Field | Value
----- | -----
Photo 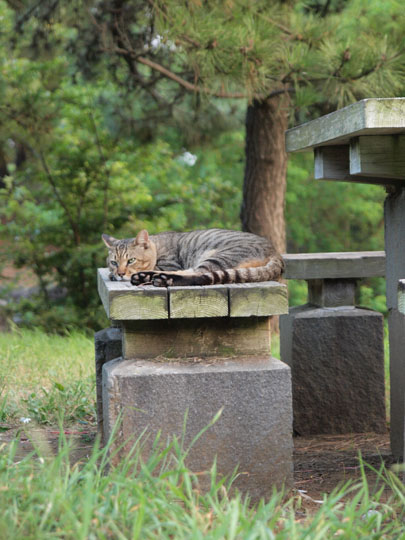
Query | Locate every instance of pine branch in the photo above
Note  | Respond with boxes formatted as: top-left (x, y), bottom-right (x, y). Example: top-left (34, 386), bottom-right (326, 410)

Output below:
top-left (342, 49), bottom-right (405, 83)
top-left (110, 45), bottom-right (249, 98)
top-left (265, 88), bottom-right (295, 100)
top-left (136, 55), bottom-right (234, 96)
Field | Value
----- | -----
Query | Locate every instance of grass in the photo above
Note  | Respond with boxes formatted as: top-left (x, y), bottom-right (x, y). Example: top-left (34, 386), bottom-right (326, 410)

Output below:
top-left (1, 426), bottom-right (405, 539)
top-left (0, 327), bottom-right (400, 538)
top-left (0, 327), bottom-right (95, 425)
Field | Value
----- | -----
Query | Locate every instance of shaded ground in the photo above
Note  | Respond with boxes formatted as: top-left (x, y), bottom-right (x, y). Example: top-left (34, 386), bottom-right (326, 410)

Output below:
top-left (0, 425), bottom-right (396, 503)
top-left (293, 431), bottom-right (396, 512)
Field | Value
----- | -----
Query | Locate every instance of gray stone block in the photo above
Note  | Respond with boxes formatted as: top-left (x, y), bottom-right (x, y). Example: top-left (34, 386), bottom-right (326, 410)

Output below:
top-left (102, 356), bottom-right (293, 500)
top-left (280, 305), bottom-right (386, 435)
top-left (95, 327), bottom-right (122, 439)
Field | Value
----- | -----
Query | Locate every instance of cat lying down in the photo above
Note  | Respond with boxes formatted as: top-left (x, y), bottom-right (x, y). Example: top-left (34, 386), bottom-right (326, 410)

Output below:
top-left (102, 228), bottom-right (284, 287)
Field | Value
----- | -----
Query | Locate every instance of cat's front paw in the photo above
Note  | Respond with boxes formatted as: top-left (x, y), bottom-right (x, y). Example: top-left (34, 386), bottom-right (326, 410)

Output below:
top-left (152, 273), bottom-right (192, 287)
top-left (130, 271), bottom-right (155, 286)
top-left (152, 273), bottom-right (174, 287)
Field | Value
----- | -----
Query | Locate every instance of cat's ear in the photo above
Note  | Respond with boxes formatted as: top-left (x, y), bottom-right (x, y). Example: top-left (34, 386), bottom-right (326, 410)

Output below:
top-left (135, 229), bottom-right (150, 248)
top-left (102, 234), bottom-right (117, 248)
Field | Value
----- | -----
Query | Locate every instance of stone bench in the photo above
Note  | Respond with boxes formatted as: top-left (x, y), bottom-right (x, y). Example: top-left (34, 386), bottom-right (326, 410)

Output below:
top-left (96, 268), bottom-right (292, 500)
top-left (285, 97), bottom-right (405, 457)
top-left (280, 251), bottom-right (386, 436)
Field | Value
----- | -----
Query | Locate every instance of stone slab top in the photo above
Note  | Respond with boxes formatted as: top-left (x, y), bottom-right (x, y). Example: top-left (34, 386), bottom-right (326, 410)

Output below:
top-left (286, 98), bottom-right (405, 153)
top-left (97, 268), bottom-right (288, 321)
top-left (283, 251), bottom-right (385, 280)
top-left (104, 356), bottom-right (289, 376)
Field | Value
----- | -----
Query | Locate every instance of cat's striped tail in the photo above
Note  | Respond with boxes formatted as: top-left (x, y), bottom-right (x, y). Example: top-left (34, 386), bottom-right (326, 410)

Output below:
top-left (197, 255), bottom-right (285, 285)
top-left (145, 254), bottom-right (285, 287)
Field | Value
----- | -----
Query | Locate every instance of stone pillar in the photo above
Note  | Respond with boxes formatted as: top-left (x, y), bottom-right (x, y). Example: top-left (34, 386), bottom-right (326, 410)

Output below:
top-left (280, 277), bottom-right (386, 435)
top-left (97, 269), bottom-right (293, 500)
top-left (385, 189), bottom-right (405, 458)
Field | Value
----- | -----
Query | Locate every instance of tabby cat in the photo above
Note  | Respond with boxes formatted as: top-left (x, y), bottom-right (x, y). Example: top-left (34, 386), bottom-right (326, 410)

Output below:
top-left (102, 228), bottom-right (284, 287)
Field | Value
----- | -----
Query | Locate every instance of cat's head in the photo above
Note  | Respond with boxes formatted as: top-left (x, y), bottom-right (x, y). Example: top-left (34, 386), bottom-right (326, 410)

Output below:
top-left (102, 229), bottom-right (157, 280)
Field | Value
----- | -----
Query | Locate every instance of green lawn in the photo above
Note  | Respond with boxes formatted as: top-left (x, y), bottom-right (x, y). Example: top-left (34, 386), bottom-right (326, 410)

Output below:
top-left (0, 328), bottom-right (95, 424)
top-left (0, 328), bottom-right (403, 539)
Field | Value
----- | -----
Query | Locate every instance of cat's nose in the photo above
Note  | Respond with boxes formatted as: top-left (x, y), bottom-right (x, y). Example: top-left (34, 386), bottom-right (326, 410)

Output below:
top-left (117, 272), bottom-right (125, 278)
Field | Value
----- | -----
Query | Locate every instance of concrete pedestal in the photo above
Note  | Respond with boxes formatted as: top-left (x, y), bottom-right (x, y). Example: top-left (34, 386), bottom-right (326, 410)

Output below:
top-left (102, 355), bottom-right (293, 500)
top-left (96, 271), bottom-right (292, 499)
top-left (280, 305), bottom-right (386, 435)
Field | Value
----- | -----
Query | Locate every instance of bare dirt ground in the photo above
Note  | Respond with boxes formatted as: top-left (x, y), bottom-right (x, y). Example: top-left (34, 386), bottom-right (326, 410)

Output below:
top-left (0, 424), bottom-right (98, 464)
top-left (293, 431), bottom-right (396, 507)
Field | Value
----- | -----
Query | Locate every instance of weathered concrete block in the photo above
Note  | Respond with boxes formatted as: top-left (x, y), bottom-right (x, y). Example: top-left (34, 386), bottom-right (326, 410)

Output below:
top-left (95, 327), bottom-right (122, 438)
top-left (102, 356), bottom-right (293, 500)
top-left (280, 306), bottom-right (386, 435)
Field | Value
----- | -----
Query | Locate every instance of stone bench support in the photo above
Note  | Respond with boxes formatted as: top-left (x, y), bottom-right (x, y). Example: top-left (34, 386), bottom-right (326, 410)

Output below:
top-left (396, 279), bottom-right (405, 464)
top-left (280, 252), bottom-right (386, 435)
top-left (96, 269), bottom-right (292, 499)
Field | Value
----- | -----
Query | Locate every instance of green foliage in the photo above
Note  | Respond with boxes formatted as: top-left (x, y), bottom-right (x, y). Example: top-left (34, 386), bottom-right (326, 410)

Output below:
top-left (286, 153), bottom-right (385, 253)
top-left (287, 280), bottom-right (308, 308)
top-left (0, 0), bottom-right (245, 331)
top-left (358, 277), bottom-right (387, 314)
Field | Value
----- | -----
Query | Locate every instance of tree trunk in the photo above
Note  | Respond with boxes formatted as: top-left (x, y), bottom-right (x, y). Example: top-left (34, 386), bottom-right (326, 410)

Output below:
top-left (240, 95), bottom-right (288, 254)
top-left (0, 149), bottom-right (8, 190)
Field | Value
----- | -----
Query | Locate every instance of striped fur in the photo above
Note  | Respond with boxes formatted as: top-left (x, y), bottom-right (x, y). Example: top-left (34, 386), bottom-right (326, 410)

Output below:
top-left (102, 228), bottom-right (284, 286)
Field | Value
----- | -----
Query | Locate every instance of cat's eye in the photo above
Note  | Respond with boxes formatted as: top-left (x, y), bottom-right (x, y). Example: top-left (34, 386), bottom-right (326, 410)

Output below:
top-left (127, 258), bottom-right (136, 265)
top-left (111, 260), bottom-right (118, 267)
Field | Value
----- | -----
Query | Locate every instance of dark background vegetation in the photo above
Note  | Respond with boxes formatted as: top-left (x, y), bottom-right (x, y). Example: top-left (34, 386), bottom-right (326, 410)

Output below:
top-left (1, 0), bottom-right (402, 332)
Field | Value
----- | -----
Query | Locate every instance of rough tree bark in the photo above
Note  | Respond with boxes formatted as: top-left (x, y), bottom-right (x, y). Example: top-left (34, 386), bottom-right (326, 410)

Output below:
top-left (240, 94), bottom-right (288, 254)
